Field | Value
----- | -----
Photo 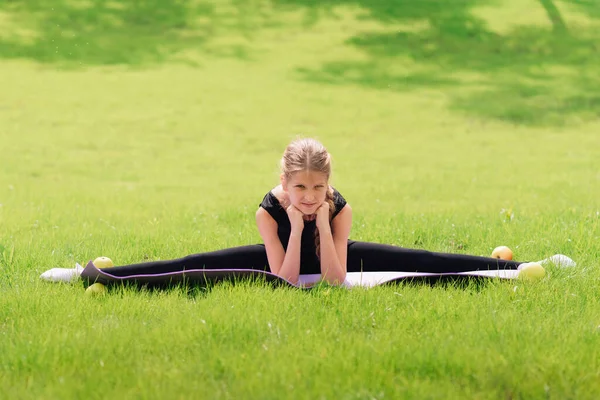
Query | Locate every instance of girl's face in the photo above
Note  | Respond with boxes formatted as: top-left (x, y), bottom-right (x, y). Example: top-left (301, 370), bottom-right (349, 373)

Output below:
top-left (282, 170), bottom-right (329, 215)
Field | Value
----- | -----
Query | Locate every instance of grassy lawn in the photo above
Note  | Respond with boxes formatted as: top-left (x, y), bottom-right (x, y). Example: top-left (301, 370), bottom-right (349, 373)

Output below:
top-left (1, 1), bottom-right (599, 398)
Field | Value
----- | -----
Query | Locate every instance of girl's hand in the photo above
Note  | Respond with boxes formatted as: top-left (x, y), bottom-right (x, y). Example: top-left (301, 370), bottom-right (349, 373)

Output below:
top-left (286, 204), bottom-right (305, 234)
top-left (315, 202), bottom-right (331, 232)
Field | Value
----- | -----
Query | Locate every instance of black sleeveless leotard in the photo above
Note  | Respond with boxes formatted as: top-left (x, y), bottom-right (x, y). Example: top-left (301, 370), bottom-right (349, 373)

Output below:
top-left (259, 188), bottom-right (347, 274)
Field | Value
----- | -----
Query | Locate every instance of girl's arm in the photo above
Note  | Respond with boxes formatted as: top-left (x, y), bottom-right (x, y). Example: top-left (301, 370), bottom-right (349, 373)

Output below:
top-left (317, 204), bottom-right (352, 285)
top-left (255, 207), bottom-right (302, 284)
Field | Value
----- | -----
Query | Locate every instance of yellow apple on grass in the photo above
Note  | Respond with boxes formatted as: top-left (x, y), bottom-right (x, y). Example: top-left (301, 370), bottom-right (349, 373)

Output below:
top-left (85, 283), bottom-right (107, 296)
top-left (491, 246), bottom-right (513, 260)
top-left (518, 262), bottom-right (546, 281)
top-left (93, 257), bottom-right (114, 269)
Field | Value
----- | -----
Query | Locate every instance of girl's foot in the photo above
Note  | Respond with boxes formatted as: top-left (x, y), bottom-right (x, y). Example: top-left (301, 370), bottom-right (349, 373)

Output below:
top-left (40, 263), bottom-right (84, 282)
top-left (535, 254), bottom-right (576, 268)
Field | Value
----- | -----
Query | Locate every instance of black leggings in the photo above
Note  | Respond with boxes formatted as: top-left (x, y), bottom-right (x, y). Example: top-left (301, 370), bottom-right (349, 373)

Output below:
top-left (106, 241), bottom-right (522, 277)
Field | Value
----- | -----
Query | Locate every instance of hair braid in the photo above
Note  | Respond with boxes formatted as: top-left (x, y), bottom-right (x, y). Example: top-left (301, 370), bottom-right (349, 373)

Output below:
top-left (314, 187), bottom-right (336, 259)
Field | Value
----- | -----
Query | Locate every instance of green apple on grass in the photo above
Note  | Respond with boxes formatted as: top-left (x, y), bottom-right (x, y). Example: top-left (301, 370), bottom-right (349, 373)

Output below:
top-left (85, 283), bottom-right (107, 296)
top-left (518, 262), bottom-right (546, 281)
top-left (93, 257), bottom-right (114, 269)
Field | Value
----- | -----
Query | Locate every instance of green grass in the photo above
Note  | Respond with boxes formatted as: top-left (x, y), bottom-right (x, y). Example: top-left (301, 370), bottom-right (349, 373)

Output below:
top-left (1, 0), bottom-right (600, 398)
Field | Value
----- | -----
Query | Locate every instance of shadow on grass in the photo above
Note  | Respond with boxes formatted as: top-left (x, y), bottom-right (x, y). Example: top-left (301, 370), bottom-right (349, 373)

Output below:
top-left (277, 0), bottom-right (600, 126)
top-left (0, 0), bottom-right (274, 67)
top-left (97, 274), bottom-right (497, 298)
top-left (3, 0), bottom-right (599, 125)
top-left (566, 0), bottom-right (600, 18)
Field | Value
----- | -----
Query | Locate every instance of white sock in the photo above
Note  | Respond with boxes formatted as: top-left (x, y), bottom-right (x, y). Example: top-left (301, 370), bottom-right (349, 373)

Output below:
top-left (536, 254), bottom-right (576, 268)
top-left (40, 263), bottom-right (84, 283)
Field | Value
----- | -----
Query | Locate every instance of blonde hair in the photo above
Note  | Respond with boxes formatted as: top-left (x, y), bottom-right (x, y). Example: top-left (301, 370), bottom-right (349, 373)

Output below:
top-left (280, 138), bottom-right (335, 259)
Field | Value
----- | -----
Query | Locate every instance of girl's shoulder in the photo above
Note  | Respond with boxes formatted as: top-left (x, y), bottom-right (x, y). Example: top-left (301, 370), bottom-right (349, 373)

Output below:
top-left (330, 186), bottom-right (348, 218)
top-left (269, 185), bottom-right (290, 208)
top-left (259, 186), bottom-right (288, 220)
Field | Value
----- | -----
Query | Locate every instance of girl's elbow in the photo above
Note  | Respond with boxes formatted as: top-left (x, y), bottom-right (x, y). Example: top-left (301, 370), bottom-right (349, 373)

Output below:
top-left (325, 271), bottom-right (346, 286)
top-left (287, 275), bottom-right (300, 285)
top-left (277, 270), bottom-right (299, 285)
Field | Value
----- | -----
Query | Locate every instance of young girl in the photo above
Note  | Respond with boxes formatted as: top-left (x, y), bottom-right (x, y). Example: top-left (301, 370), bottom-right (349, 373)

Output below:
top-left (42, 138), bottom-right (572, 286)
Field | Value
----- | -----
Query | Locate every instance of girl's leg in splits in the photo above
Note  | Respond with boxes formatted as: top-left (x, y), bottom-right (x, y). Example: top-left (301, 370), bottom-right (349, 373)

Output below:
top-left (346, 241), bottom-right (522, 273)
top-left (104, 245), bottom-right (270, 277)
